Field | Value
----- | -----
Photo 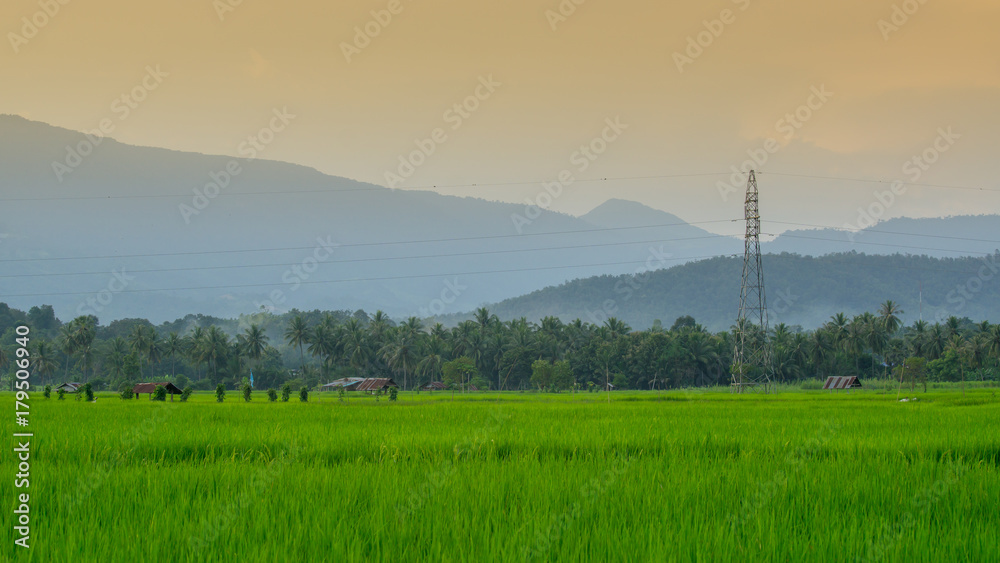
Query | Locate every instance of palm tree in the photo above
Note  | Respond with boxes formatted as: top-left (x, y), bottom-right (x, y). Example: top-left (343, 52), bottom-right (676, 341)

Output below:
top-left (203, 326), bottom-right (230, 383)
top-left (243, 324), bottom-right (269, 371)
top-left (163, 332), bottom-right (185, 378)
top-left (307, 324), bottom-right (338, 376)
top-left (31, 340), bottom-right (57, 385)
top-left (379, 332), bottom-right (418, 390)
top-left (285, 315), bottom-right (312, 373)
top-left (340, 319), bottom-right (371, 373)
top-left (879, 301), bottom-right (904, 335)
top-left (129, 325), bottom-right (155, 379)
top-left (58, 323), bottom-right (78, 382)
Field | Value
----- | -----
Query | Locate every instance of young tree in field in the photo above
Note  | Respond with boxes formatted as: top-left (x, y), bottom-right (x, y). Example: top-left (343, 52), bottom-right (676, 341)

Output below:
top-left (215, 383), bottom-right (226, 403)
top-left (83, 382), bottom-right (94, 402)
top-left (242, 382), bottom-right (253, 402)
top-left (442, 356), bottom-right (477, 393)
top-left (180, 387), bottom-right (193, 402)
top-left (267, 388), bottom-right (278, 402)
top-left (299, 386), bottom-right (309, 402)
top-left (281, 383), bottom-right (292, 402)
top-left (530, 360), bottom-right (552, 391)
top-left (285, 316), bottom-right (312, 373)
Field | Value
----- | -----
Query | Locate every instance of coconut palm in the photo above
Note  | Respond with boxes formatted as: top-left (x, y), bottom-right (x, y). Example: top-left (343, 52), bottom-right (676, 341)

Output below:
top-left (879, 300), bottom-right (904, 335)
top-left (379, 332), bottom-right (418, 390)
top-left (31, 340), bottom-right (57, 385)
top-left (284, 315), bottom-right (312, 372)
top-left (243, 324), bottom-right (269, 370)
top-left (163, 332), bottom-right (185, 378)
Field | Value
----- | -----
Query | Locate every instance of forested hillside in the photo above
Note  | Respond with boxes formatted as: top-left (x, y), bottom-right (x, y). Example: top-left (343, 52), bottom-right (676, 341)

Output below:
top-left (443, 252), bottom-right (1000, 331)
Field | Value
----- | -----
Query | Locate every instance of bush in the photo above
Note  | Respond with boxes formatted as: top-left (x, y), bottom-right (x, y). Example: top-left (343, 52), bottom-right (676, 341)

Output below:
top-left (119, 385), bottom-right (134, 400)
top-left (242, 383), bottom-right (252, 402)
top-left (281, 383), bottom-right (292, 402)
top-left (299, 386), bottom-right (309, 402)
top-left (58, 389), bottom-right (65, 400)
top-left (180, 387), bottom-right (193, 402)
top-left (389, 387), bottom-right (398, 402)
top-left (216, 384), bottom-right (226, 403)
top-left (83, 383), bottom-right (94, 402)
top-left (267, 388), bottom-right (278, 402)
top-left (44, 385), bottom-right (51, 399)
top-left (338, 387), bottom-right (346, 403)
top-left (75, 389), bottom-right (82, 401)
top-left (152, 385), bottom-right (167, 402)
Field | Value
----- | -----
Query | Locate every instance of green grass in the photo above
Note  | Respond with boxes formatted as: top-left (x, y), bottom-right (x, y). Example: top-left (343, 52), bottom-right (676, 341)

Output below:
top-left (3, 388), bottom-right (998, 562)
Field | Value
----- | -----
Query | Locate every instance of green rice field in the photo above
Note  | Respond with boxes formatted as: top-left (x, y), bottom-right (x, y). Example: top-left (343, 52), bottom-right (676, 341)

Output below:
top-left (3, 388), bottom-right (999, 562)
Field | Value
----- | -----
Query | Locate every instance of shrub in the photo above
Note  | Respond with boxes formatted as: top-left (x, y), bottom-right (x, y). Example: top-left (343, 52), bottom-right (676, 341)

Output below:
top-left (180, 387), bottom-right (193, 402)
top-left (44, 385), bottom-right (51, 399)
top-left (267, 388), bottom-right (278, 402)
top-left (152, 385), bottom-right (167, 402)
top-left (119, 386), bottom-right (134, 400)
top-left (216, 384), bottom-right (226, 403)
top-left (58, 389), bottom-right (65, 400)
top-left (299, 387), bottom-right (309, 402)
top-left (389, 387), bottom-right (398, 402)
top-left (242, 383), bottom-right (252, 403)
top-left (75, 389), bottom-right (82, 401)
top-left (338, 387), bottom-right (346, 403)
top-left (281, 383), bottom-right (292, 402)
top-left (83, 383), bottom-right (94, 402)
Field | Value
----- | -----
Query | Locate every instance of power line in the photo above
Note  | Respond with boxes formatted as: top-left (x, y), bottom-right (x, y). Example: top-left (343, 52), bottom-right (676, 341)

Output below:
top-left (0, 234), bottom-right (735, 278)
top-left (0, 219), bottom-right (738, 263)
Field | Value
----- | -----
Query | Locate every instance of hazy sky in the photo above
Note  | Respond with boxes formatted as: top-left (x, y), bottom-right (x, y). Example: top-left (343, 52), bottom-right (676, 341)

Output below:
top-left (3, 0), bottom-right (998, 235)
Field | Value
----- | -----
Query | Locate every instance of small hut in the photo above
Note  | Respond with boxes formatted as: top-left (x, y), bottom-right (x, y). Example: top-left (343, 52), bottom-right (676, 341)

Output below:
top-left (355, 378), bottom-right (399, 394)
top-left (55, 382), bottom-right (83, 393)
top-left (132, 382), bottom-right (184, 401)
top-left (419, 382), bottom-right (448, 391)
top-left (321, 377), bottom-right (365, 392)
top-left (822, 376), bottom-right (862, 393)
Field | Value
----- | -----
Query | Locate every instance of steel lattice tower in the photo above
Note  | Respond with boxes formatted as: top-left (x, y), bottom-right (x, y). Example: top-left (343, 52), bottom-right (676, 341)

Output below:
top-left (732, 170), bottom-right (773, 393)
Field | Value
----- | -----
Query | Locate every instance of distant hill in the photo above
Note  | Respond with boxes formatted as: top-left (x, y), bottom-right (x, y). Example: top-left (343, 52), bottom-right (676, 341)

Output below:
top-left (436, 252), bottom-right (1000, 331)
top-left (0, 116), bottom-right (742, 323)
top-left (765, 215), bottom-right (1000, 258)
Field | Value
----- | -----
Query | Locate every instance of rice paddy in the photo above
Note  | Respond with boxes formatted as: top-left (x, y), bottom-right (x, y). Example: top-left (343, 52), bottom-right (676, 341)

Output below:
top-left (3, 388), bottom-right (998, 562)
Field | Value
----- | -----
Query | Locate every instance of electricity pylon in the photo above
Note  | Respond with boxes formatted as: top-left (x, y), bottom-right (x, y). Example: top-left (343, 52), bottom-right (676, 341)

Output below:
top-left (732, 170), bottom-right (773, 393)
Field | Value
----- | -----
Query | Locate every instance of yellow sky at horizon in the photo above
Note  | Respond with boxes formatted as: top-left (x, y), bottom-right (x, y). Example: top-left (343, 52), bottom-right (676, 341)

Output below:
top-left (2, 0), bottom-right (998, 228)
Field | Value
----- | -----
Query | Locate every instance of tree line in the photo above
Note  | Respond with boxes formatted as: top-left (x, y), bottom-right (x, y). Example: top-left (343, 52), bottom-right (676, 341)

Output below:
top-left (1, 301), bottom-right (998, 393)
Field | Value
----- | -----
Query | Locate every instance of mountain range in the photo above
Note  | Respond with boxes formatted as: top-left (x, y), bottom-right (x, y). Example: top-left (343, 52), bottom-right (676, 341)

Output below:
top-left (2, 115), bottom-right (998, 328)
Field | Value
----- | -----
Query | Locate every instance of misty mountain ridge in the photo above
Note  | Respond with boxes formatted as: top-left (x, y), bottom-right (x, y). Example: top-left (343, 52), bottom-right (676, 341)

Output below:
top-left (2, 115), bottom-right (997, 326)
